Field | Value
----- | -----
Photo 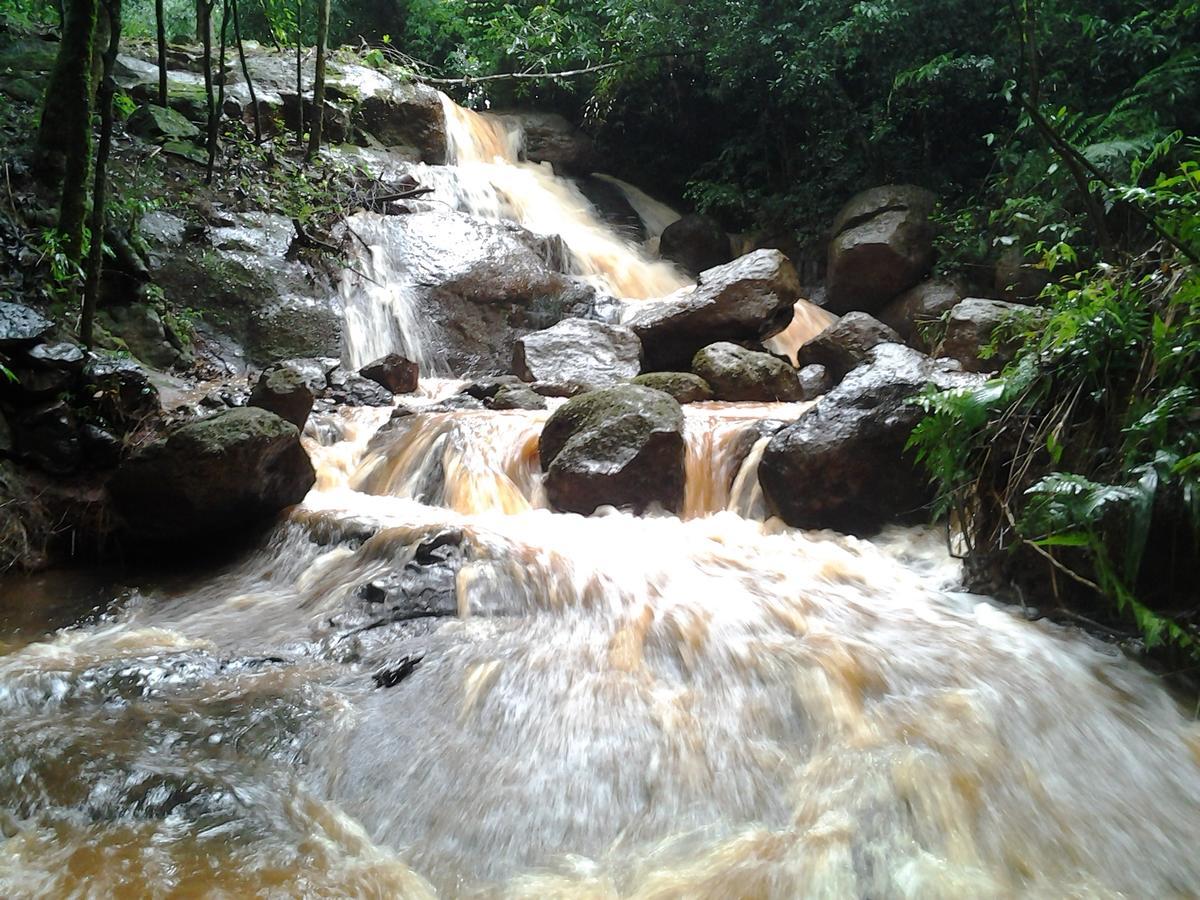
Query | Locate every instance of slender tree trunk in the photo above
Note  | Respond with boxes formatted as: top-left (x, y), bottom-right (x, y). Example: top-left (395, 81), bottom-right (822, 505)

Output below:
top-left (154, 0), bottom-right (167, 106)
top-left (209, 0), bottom-right (229, 171)
top-left (37, 0), bottom-right (97, 267)
top-left (82, 0), bottom-right (123, 348)
top-left (200, 0), bottom-right (216, 181)
top-left (195, 0), bottom-right (207, 41)
top-left (294, 0), bottom-right (304, 146)
top-left (232, 0), bottom-right (261, 142)
top-left (304, 0), bottom-right (328, 162)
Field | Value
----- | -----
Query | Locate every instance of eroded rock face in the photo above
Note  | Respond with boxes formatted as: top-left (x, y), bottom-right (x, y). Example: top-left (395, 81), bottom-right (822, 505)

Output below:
top-left (691, 342), bottom-right (803, 402)
top-left (659, 214), bottom-right (732, 276)
top-left (539, 385), bottom-right (685, 515)
top-left (825, 185), bottom-right (936, 315)
top-left (111, 407), bottom-right (315, 543)
top-left (626, 249), bottom-right (801, 371)
top-left (796, 312), bottom-right (901, 384)
top-left (878, 278), bottom-right (965, 350)
top-left (342, 211), bottom-right (596, 376)
top-left (938, 297), bottom-right (1045, 373)
top-left (497, 110), bottom-right (598, 175)
top-left (513, 318), bottom-right (642, 390)
top-left (796, 364), bottom-right (833, 400)
top-left (0, 302), bottom-right (54, 348)
top-left (629, 372), bottom-right (714, 404)
top-left (759, 343), bottom-right (978, 534)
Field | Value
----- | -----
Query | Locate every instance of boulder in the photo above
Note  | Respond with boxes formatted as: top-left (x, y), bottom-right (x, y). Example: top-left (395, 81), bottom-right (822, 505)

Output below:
top-left (575, 176), bottom-right (645, 242)
top-left (357, 81), bottom-right (448, 163)
top-left (513, 318), bottom-right (642, 390)
top-left (111, 407), bottom-right (315, 543)
top-left (27, 341), bottom-right (85, 369)
top-left (327, 367), bottom-right (395, 407)
top-left (11, 401), bottom-right (81, 474)
top-left (82, 355), bottom-right (161, 429)
top-left (126, 104), bottom-right (201, 142)
top-left (659, 214), bottom-right (733, 276)
top-left (0, 302), bottom-right (54, 349)
top-left (249, 363), bottom-right (317, 428)
top-left (938, 298), bottom-right (1044, 373)
top-left (877, 278), bottom-right (965, 350)
top-left (97, 303), bottom-right (183, 369)
top-left (626, 249), bottom-right (801, 371)
top-left (460, 376), bottom-right (522, 401)
top-left (759, 343), bottom-right (978, 534)
top-left (825, 185), bottom-right (936, 315)
top-left (796, 364), bottom-right (833, 400)
top-left (630, 372), bottom-right (714, 404)
top-left (497, 110), bottom-right (597, 175)
top-left (796, 312), bottom-right (901, 383)
top-left (994, 248), bottom-right (1051, 302)
top-left (691, 342), bottom-right (803, 402)
top-left (489, 385), bottom-right (546, 411)
top-left (360, 353), bottom-right (419, 394)
top-left (539, 385), bottom-right (685, 515)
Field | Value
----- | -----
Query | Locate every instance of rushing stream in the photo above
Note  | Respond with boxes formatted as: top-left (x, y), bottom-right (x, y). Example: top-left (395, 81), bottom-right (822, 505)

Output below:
top-left (3, 96), bottom-right (1200, 898)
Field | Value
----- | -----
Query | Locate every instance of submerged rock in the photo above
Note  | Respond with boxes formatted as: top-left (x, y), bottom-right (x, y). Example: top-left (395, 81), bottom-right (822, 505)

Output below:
top-left (659, 214), bottom-right (732, 276)
top-left (627, 249), bottom-right (801, 371)
top-left (111, 407), bottom-right (315, 543)
top-left (759, 343), bottom-right (977, 533)
top-left (629, 372), bottom-right (714, 404)
top-left (825, 185), bottom-right (936, 315)
top-left (796, 312), bottom-right (901, 384)
top-left (539, 385), bottom-right (685, 515)
top-left (512, 318), bottom-right (642, 390)
top-left (496, 109), bottom-right (597, 175)
top-left (692, 342), bottom-right (803, 402)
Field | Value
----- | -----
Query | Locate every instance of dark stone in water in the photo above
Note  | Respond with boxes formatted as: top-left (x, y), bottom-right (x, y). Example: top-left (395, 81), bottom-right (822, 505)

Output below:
top-left (359, 353), bottom-right (419, 394)
top-left (373, 654), bottom-right (423, 688)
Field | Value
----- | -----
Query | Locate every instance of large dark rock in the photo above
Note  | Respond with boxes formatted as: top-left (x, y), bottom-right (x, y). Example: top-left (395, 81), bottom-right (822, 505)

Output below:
top-left (327, 366), bottom-right (395, 407)
top-left (249, 363), bottom-right (317, 428)
top-left (126, 104), bottom-right (201, 142)
top-left (111, 407), bottom-right (315, 542)
top-left (575, 176), bottom-right (645, 241)
top-left (489, 384), bottom-right (546, 411)
top-left (994, 248), bottom-right (1051, 302)
top-left (878, 278), bottom-right (965, 350)
top-left (0, 302), bottom-right (54, 349)
top-left (11, 401), bottom-right (81, 474)
top-left (630, 372), bottom-right (714, 404)
top-left (938, 298), bottom-right (1045, 373)
top-left (659, 214), bottom-right (733, 276)
top-left (496, 110), bottom-right (598, 175)
top-left (82, 355), bottom-right (161, 429)
top-left (513, 318), bottom-right (642, 390)
top-left (360, 354), bottom-right (419, 394)
top-left (539, 385), bottom-right (685, 515)
top-left (825, 185), bottom-right (936, 315)
top-left (759, 343), bottom-right (978, 534)
top-left (691, 342), bottom-right (803, 402)
top-left (796, 312), bottom-right (901, 383)
top-left (626, 249), bottom-right (801, 371)
top-left (357, 81), bottom-right (448, 163)
top-left (796, 364), bottom-right (833, 400)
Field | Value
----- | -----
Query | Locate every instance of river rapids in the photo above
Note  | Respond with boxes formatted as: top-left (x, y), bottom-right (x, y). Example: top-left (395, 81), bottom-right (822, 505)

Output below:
top-left (1, 97), bottom-right (1199, 899)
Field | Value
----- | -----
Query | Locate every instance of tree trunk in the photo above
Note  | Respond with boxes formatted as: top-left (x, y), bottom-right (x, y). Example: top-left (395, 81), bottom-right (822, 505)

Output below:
top-left (82, 0), bottom-right (123, 348)
top-left (294, 0), bottom-right (304, 146)
top-left (195, 0), bottom-right (207, 41)
top-left (206, 0), bottom-right (229, 178)
top-left (37, 0), bottom-right (97, 267)
top-left (232, 0), bottom-right (261, 142)
top-left (200, 0), bottom-right (216, 182)
top-left (154, 0), bottom-right (167, 106)
top-left (304, 0), bottom-right (328, 162)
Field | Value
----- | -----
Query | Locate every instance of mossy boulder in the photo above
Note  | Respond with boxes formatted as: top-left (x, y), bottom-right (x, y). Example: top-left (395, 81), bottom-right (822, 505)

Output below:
top-left (539, 385), bottom-right (685, 515)
top-left (126, 104), bottom-right (201, 142)
top-left (630, 372), bottom-right (714, 404)
top-left (691, 342), bottom-right (803, 402)
top-left (111, 407), bottom-right (315, 543)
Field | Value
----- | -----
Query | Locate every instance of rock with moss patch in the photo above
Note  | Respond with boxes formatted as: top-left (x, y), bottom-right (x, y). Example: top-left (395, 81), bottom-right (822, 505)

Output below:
top-left (249, 363), bottom-right (317, 428)
top-left (111, 407), bottom-right (315, 543)
top-left (127, 104), bottom-right (201, 142)
top-left (692, 342), bottom-right (802, 402)
top-left (539, 385), bottom-right (685, 515)
top-left (630, 372), bottom-right (714, 404)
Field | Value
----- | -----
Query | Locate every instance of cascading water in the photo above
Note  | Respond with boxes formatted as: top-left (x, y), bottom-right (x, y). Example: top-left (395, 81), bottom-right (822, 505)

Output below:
top-left (3, 93), bottom-right (1200, 898)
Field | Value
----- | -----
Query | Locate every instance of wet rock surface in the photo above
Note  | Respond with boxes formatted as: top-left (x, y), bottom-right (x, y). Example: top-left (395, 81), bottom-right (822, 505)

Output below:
top-left (796, 312), bottom-right (901, 384)
top-left (359, 354), bottom-right (419, 394)
top-left (825, 185), bottom-right (936, 315)
top-left (513, 318), bottom-right (642, 390)
top-left (938, 297), bottom-right (1046, 373)
top-left (627, 249), bottom-right (801, 371)
top-left (691, 342), bottom-right (803, 402)
top-left (760, 343), bottom-right (978, 533)
top-left (111, 407), bottom-right (316, 543)
top-left (878, 278), bottom-right (965, 350)
top-left (629, 372), bottom-right (714, 404)
top-left (658, 214), bottom-right (732, 276)
top-left (249, 363), bottom-right (317, 428)
top-left (539, 384), bottom-right (686, 515)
